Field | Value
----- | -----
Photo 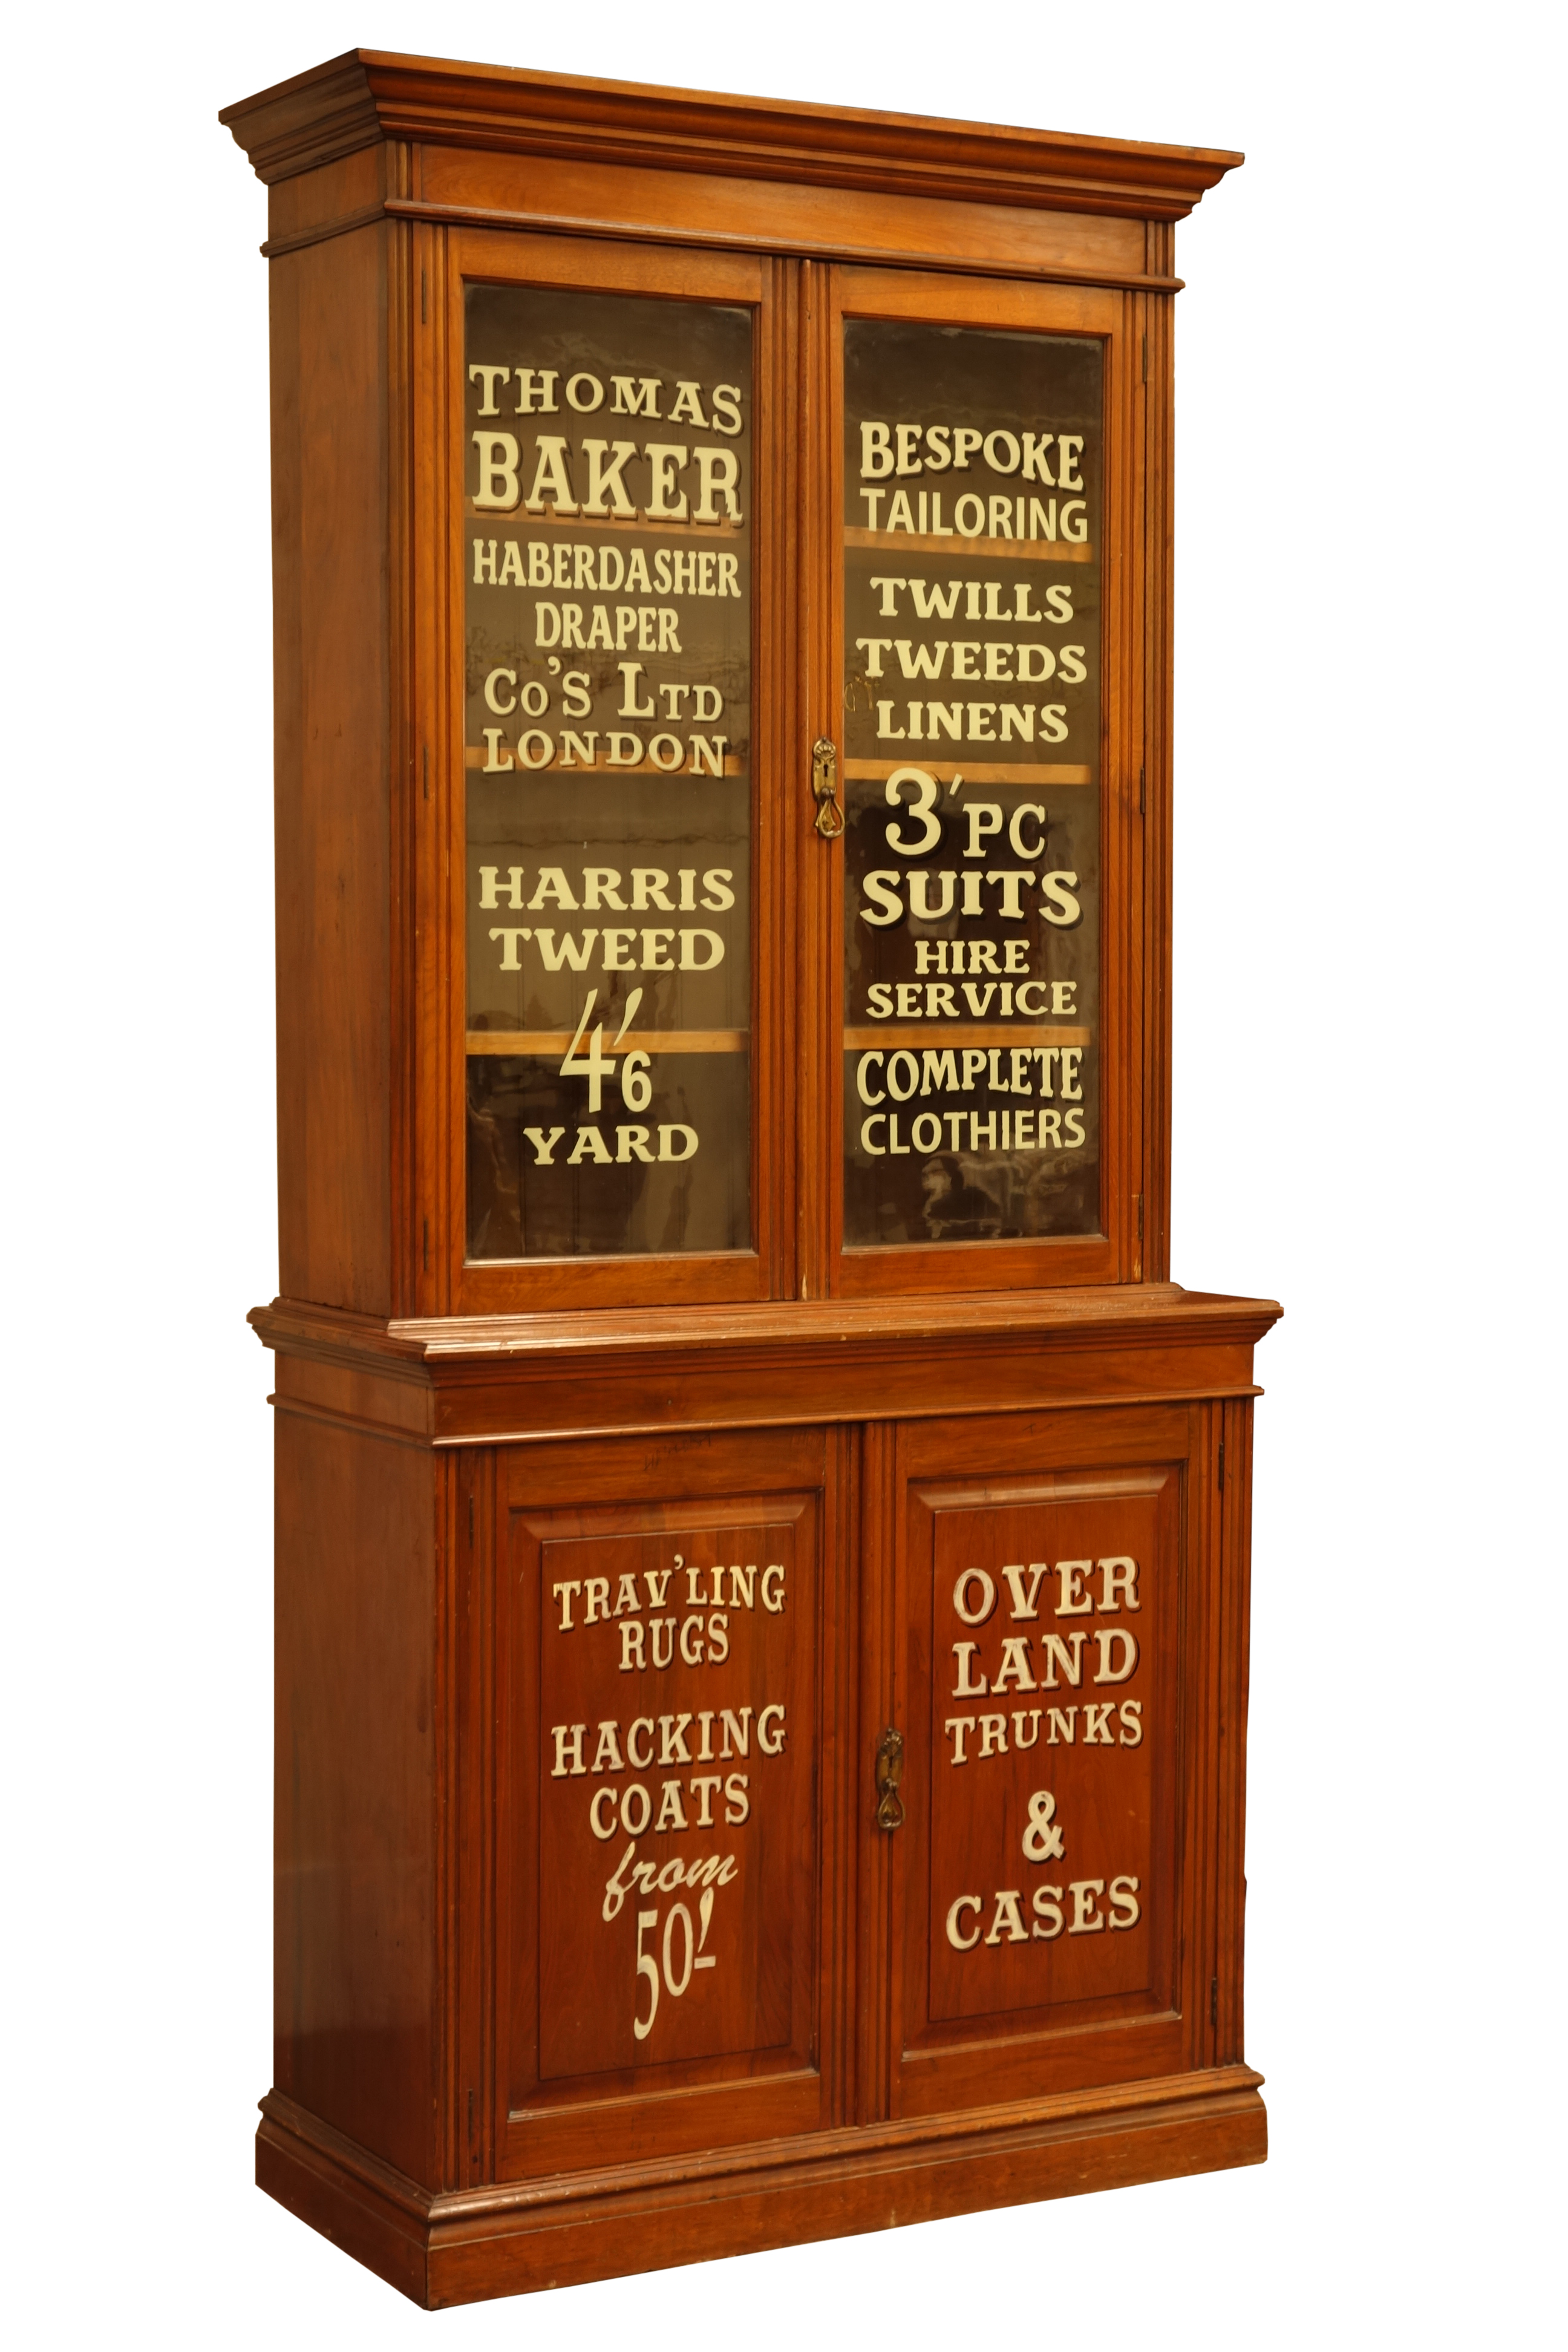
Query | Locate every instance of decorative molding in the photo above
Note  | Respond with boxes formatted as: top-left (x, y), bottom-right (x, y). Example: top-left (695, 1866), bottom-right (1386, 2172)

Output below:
top-left (267, 2062), bottom-right (1262, 2216)
top-left (248, 1287), bottom-right (1279, 1446)
top-left (260, 198), bottom-right (389, 258)
top-left (250, 1284), bottom-right (1282, 1368)
top-left (221, 50), bottom-right (1241, 223)
top-left (258, 2068), bottom-right (1266, 2304)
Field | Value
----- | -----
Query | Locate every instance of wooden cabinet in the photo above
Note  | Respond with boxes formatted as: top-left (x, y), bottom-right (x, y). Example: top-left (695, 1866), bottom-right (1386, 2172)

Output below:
top-left (226, 48), bottom-right (1278, 2309)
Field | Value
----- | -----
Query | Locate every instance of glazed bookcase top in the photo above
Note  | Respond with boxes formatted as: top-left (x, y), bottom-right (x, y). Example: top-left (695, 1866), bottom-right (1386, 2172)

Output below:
top-left (226, 48), bottom-right (1243, 1316)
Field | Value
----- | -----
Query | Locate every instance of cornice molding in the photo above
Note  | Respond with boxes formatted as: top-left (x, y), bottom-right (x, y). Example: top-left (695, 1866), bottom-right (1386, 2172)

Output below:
top-left (220, 49), bottom-right (1241, 221)
top-left (249, 1284), bottom-right (1282, 1375)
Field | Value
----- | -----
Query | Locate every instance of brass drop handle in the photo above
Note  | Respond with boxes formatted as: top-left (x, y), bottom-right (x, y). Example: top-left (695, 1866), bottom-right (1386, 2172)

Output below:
top-left (874, 1726), bottom-right (905, 1831)
top-left (812, 736), bottom-right (844, 838)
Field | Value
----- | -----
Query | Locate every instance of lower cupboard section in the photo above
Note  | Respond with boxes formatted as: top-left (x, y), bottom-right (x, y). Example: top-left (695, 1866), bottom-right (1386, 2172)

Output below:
top-left (481, 1399), bottom-right (1244, 2181)
top-left (261, 1372), bottom-right (1262, 2301)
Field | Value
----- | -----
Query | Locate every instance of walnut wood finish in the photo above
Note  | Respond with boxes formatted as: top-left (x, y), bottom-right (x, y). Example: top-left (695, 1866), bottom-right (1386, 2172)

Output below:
top-left (226, 50), bottom-right (1269, 2309)
top-left (224, 54), bottom-right (1224, 1320)
top-left (253, 1285), bottom-right (1274, 2299)
top-left (221, 50), bottom-right (1240, 221)
top-left (822, 267), bottom-right (1142, 1298)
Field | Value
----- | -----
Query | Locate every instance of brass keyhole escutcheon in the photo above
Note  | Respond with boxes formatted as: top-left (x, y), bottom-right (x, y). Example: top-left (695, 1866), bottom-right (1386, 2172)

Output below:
top-left (874, 1726), bottom-right (905, 1831)
top-left (811, 736), bottom-right (844, 838)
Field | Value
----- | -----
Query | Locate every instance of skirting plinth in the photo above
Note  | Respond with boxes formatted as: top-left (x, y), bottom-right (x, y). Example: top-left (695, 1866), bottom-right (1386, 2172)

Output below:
top-left (256, 2069), bottom-right (1267, 2309)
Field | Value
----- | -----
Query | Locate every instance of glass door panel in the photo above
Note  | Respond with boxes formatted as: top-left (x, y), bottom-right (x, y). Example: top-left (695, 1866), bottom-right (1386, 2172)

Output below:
top-left (839, 310), bottom-right (1108, 1262)
top-left (463, 284), bottom-right (755, 1261)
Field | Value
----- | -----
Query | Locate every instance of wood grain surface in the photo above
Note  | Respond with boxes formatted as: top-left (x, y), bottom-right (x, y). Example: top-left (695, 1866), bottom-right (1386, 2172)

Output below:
top-left (232, 47), bottom-right (1265, 2309)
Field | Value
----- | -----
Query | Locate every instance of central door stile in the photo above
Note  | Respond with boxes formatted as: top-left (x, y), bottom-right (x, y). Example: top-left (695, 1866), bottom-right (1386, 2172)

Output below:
top-left (855, 1415), bottom-right (898, 2124)
top-left (795, 256), bottom-right (839, 1301)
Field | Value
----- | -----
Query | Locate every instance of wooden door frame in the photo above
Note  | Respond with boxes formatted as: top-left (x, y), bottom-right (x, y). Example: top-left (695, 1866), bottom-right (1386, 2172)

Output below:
top-left (812, 265), bottom-right (1149, 1300)
top-left (485, 1423), bottom-right (854, 2179)
top-left (421, 227), bottom-right (794, 1315)
top-left (872, 1403), bottom-right (1216, 2120)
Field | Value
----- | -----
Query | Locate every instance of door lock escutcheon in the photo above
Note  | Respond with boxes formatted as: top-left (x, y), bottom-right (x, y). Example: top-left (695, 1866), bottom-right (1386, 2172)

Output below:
top-left (812, 736), bottom-right (844, 837)
top-left (874, 1725), bottom-right (905, 1830)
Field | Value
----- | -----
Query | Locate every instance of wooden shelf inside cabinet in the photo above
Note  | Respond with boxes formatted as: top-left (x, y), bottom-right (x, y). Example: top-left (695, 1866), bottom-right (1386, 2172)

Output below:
top-left (226, 47), bottom-right (1273, 2310)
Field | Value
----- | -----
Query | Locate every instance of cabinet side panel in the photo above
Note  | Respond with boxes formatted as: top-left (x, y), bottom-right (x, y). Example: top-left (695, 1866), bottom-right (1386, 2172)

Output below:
top-left (270, 224), bottom-right (393, 1311)
top-left (273, 1409), bottom-right (436, 2185)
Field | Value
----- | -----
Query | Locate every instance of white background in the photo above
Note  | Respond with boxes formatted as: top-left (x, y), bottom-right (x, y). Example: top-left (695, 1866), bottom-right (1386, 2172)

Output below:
top-left (4, 2), bottom-right (1561, 2344)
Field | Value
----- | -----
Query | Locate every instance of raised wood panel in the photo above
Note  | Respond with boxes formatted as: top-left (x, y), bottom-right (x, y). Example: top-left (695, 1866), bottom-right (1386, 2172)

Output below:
top-left (492, 1428), bottom-right (843, 2174)
top-left (887, 1407), bottom-right (1201, 2118)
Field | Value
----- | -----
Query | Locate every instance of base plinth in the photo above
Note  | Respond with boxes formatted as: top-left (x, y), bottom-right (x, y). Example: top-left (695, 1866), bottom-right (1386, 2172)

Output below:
top-left (256, 2071), bottom-right (1267, 2309)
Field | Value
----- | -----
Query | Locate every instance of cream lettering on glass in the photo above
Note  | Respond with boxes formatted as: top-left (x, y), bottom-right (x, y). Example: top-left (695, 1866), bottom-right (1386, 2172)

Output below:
top-left (841, 319), bottom-right (1103, 1249)
top-left (465, 286), bottom-right (754, 1259)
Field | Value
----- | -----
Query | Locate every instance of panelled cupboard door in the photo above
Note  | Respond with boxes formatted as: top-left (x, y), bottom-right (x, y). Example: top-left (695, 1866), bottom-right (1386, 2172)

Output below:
top-left (439, 230), bottom-right (795, 1316)
top-left (823, 267), bottom-right (1144, 1298)
top-left (495, 1428), bottom-right (844, 2176)
top-left (885, 1406), bottom-right (1205, 2120)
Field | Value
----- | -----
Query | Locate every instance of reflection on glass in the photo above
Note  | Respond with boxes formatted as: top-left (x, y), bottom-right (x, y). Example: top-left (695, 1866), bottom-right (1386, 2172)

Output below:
top-left (463, 287), bottom-right (753, 1258)
top-left (840, 319), bottom-right (1103, 1249)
